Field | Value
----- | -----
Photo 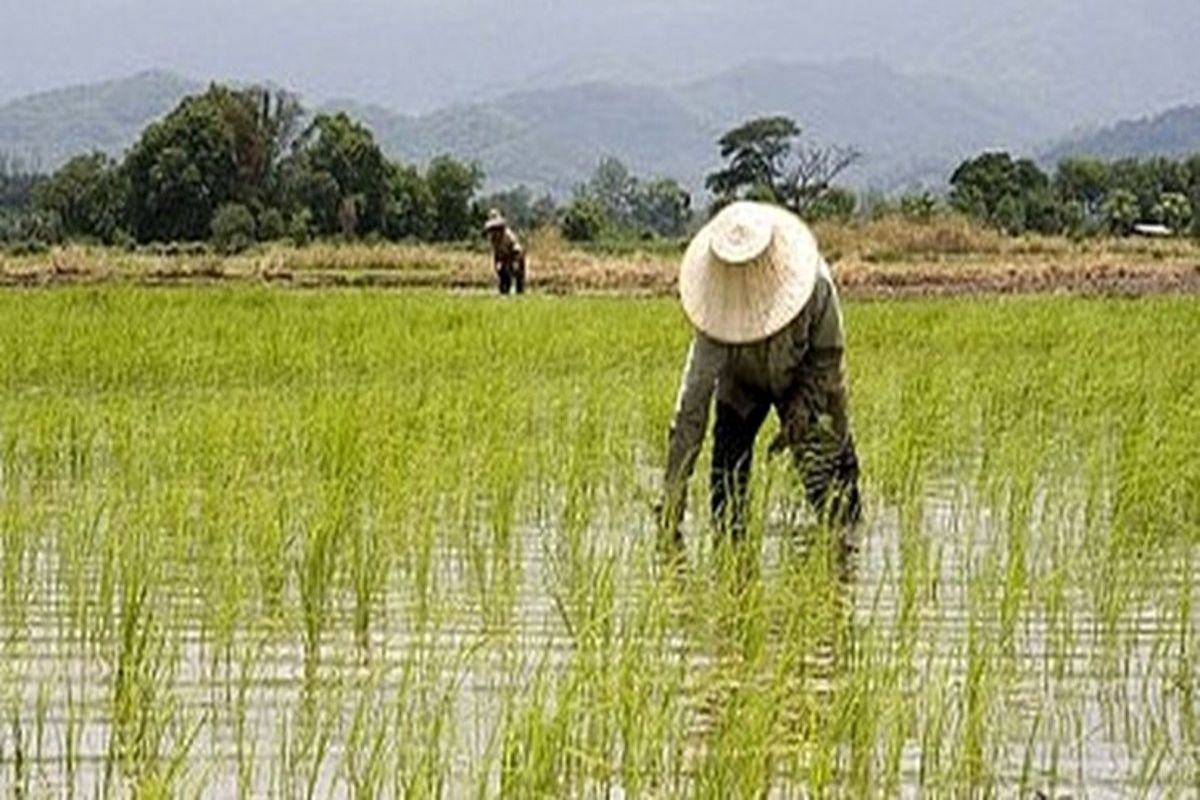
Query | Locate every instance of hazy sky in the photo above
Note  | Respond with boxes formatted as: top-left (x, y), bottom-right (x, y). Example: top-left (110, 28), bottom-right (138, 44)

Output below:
top-left (4, 0), bottom-right (1199, 121)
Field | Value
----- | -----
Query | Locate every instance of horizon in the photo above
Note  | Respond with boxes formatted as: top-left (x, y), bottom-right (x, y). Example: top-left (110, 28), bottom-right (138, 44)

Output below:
top-left (5, 0), bottom-right (1200, 125)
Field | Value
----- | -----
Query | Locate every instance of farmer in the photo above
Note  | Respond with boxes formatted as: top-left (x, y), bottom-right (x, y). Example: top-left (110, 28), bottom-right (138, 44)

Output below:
top-left (659, 201), bottom-right (861, 543)
top-left (483, 209), bottom-right (526, 295)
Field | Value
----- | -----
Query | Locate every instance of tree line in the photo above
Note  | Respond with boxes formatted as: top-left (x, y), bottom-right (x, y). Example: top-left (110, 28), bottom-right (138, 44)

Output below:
top-left (947, 151), bottom-right (1200, 237)
top-left (0, 83), bottom-right (695, 253)
top-left (4, 95), bottom-right (1200, 253)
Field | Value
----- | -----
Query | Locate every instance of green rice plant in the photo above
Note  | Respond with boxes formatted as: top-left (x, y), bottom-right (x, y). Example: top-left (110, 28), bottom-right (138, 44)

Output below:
top-left (0, 287), bottom-right (1194, 796)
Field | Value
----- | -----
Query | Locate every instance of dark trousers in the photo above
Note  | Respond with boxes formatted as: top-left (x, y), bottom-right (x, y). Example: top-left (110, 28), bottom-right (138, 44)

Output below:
top-left (711, 400), bottom-right (861, 539)
top-left (497, 256), bottom-right (526, 295)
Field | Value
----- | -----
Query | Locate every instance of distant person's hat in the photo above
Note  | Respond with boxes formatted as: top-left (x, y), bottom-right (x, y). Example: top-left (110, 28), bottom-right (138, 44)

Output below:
top-left (679, 201), bottom-right (820, 344)
top-left (483, 209), bottom-right (507, 232)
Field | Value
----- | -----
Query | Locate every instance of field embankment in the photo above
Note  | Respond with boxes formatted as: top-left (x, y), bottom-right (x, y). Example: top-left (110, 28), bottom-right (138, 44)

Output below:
top-left (4, 217), bottom-right (1200, 296)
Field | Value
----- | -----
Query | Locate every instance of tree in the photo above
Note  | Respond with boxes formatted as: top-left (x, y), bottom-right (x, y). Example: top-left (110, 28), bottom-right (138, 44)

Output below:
top-left (949, 151), bottom-right (1054, 233)
top-left (384, 163), bottom-right (434, 241)
top-left (587, 157), bottom-right (639, 226)
top-left (806, 186), bottom-right (857, 222)
top-left (1024, 187), bottom-right (1067, 235)
top-left (210, 203), bottom-right (257, 253)
top-left (478, 185), bottom-right (536, 231)
top-left (1103, 189), bottom-right (1139, 235)
top-left (705, 115), bottom-right (861, 216)
top-left (1186, 154), bottom-right (1200, 236)
top-left (630, 178), bottom-right (692, 237)
top-left (0, 155), bottom-right (43, 213)
top-left (0, 208), bottom-right (62, 247)
top-left (123, 84), bottom-right (304, 243)
top-left (561, 196), bottom-right (608, 242)
top-left (280, 113), bottom-right (393, 237)
top-left (123, 92), bottom-right (240, 242)
top-left (257, 207), bottom-right (286, 241)
top-left (1054, 158), bottom-right (1109, 219)
top-left (425, 155), bottom-right (483, 241)
top-left (530, 194), bottom-right (559, 229)
top-left (898, 192), bottom-right (940, 221)
top-left (1107, 158), bottom-right (1155, 217)
top-left (1152, 192), bottom-right (1192, 234)
top-left (33, 152), bottom-right (127, 242)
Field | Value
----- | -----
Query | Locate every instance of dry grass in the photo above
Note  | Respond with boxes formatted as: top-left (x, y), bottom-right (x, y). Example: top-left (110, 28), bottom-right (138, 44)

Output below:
top-left (3, 215), bottom-right (1199, 296)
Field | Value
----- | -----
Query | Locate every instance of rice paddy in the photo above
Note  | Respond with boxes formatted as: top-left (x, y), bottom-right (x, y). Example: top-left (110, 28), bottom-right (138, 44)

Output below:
top-left (0, 287), bottom-right (1196, 797)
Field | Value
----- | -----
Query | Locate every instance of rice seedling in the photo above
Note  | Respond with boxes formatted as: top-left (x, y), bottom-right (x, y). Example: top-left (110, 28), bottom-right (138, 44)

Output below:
top-left (0, 286), bottom-right (1194, 796)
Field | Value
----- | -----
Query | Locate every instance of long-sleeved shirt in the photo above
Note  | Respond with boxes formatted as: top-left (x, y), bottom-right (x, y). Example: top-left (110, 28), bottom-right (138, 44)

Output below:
top-left (664, 261), bottom-right (850, 503)
top-left (491, 229), bottom-right (523, 265)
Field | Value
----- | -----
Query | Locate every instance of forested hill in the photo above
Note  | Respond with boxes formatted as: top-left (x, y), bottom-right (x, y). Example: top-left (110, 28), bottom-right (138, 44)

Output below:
top-left (327, 59), bottom-right (1052, 194)
top-left (0, 71), bottom-right (199, 170)
top-left (1042, 105), bottom-right (1200, 164)
top-left (2, 61), bottom-right (1046, 193)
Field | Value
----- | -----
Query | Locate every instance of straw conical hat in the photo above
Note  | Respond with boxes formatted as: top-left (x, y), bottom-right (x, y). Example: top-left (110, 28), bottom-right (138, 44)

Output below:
top-left (483, 209), bottom-right (507, 232)
top-left (679, 201), bottom-right (820, 344)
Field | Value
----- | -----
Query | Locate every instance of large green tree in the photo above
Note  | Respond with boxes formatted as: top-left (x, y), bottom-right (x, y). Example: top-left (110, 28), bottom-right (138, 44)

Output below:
top-left (33, 153), bottom-right (127, 242)
top-left (631, 177), bottom-right (692, 237)
top-left (1054, 158), bottom-right (1109, 219)
top-left (123, 92), bottom-right (237, 242)
top-left (949, 151), bottom-right (1053, 234)
top-left (123, 84), bottom-right (303, 242)
top-left (425, 155), bottom-right (483, 241)
top-left (0, 156), bottom-right (43, 213)
top-left (587, 157), bottom-right (639, 226)
top-left (705, 115), bottom-right (860, 216)
top-left (385, 163), bottom-right (435, 241)
top-left (280, 113), bottom-right (393, 237)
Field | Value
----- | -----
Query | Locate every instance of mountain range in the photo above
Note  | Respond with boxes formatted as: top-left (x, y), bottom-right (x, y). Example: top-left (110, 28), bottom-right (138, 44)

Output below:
top-left (1041, 105), bottom-right (1200, 165)
top-left (2, 64), bottom-right (1198, 198)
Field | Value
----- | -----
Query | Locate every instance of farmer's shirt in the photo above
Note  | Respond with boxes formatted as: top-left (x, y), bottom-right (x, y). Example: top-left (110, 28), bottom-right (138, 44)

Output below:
top-left (492, 229), bottom-right (523, 264)
top-left (664, 262), bottom-right (850, 500)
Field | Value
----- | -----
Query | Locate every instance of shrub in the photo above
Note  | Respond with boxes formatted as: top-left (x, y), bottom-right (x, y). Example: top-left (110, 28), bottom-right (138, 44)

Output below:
top-left (561, 197), bottom-right (609, 242)
top-left (289, 209), bottom-right (314, 247)
top-left (258, 208), bottom-right (286, 242)
top-left (210, 203), bottom-right (257, 254)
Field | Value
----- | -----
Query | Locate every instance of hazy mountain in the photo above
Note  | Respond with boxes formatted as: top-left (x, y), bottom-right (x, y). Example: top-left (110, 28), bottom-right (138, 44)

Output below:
top-left (0, 71), bottom-right (199, 170)
top-left (5, 0), bottom-right (1199, 127)
top-left (1042, 105), bottom-right (1200, 164)
top-left (330, 59), bottom-right (1052, 195)
top-left (4, 61), bottom-right (1195, 201)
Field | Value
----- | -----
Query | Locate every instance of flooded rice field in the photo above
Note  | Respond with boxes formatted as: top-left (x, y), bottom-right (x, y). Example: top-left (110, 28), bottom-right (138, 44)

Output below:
top-left (0, 289), bottom-right (1196, 796)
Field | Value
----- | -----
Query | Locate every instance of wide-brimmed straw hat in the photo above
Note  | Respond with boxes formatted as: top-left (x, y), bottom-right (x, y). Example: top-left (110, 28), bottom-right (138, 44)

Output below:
top-left (679, 201), bottom-right (820, 344)
top-left (483, 209), bottom-right (507, 232)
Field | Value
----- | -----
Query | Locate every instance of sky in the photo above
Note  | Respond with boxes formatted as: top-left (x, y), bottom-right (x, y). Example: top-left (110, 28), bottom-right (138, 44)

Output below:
top-left (4, 0), bottom-right (1199, 123)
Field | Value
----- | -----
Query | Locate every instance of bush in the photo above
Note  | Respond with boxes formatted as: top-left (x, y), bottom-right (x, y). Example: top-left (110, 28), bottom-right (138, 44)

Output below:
top-left (0, 209), bottom-right (63, 247)
top-left (806, 186), bottom-right (857, 222)
top-left (111, 228), bottom-right (136, 251)
top-left (898, 192), bottom-right (940, 222)
top-left (258, 208), bottom-right (286, 242)
top-left (289, 209), bottom-right (314, 247)
top-left (210, 203), bottom-right (257, 254)
top-left (561, 197), bottom-right (609, 242)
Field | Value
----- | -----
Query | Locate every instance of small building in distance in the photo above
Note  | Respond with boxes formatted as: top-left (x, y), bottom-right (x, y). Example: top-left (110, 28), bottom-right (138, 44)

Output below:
top-left (1132, 223), bottom-right (1173, 238)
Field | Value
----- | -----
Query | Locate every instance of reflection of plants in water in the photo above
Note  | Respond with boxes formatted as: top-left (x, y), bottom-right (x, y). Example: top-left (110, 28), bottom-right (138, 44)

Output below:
top-left (0, 288), bottom-right (1194, 795)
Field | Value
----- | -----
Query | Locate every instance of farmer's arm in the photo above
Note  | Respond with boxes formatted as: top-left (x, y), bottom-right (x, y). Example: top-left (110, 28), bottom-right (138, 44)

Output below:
top-left (662, 335), bottom-right (720, 533)
top-left (804, 267), bottom-right (850, 442)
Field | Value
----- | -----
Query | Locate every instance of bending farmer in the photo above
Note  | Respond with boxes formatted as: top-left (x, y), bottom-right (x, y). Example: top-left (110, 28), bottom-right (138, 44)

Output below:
top-left (660, 201), bottom-right (861, 542)
top-left (483, 209), bottom-right (526, 295)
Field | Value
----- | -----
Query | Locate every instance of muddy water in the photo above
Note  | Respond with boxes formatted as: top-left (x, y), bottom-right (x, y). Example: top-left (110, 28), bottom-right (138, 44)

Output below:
top-left (1, 483), bottom-right (1196, 797)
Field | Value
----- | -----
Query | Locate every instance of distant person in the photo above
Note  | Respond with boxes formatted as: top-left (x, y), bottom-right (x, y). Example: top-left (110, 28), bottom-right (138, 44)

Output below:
top-left (483, 210), bottom-right (526, 295)
top-left (659, 201), bottom-right (861, 544)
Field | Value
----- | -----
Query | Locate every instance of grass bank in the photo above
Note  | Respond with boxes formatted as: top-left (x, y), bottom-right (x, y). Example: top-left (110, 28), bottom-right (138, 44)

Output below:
top-left (3, 217), bottom-right (1200, 296)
